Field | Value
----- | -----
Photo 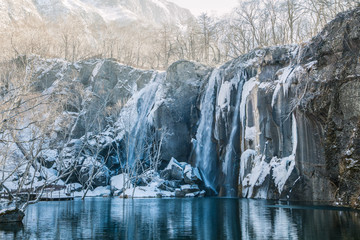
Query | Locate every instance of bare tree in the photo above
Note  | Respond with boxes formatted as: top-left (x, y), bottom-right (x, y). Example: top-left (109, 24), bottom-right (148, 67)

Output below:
top-left (0, 60), bottom-right (78, 221)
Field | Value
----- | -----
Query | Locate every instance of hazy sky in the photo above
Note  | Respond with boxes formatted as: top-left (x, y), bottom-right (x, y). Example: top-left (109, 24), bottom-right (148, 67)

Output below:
top-left (167, 0), bottom-right (239, 16)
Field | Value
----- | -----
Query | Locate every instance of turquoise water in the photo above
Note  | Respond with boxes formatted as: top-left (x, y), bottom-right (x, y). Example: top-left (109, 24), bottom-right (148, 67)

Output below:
top-left (0, 198), bottom-right (359, 239)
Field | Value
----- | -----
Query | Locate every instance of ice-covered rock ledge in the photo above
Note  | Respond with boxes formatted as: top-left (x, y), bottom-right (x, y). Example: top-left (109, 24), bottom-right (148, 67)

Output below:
top-left (66, 157), bottom-right (207, 198)
top-left (65, 158), bottom-right (206, 199)
top-left (107, 158), bottom-right (206, 198)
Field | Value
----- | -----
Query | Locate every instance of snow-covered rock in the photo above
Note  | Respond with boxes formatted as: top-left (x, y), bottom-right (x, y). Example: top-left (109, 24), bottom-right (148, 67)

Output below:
top-left (74, 186), bottom-right (111, 197)
top-left (180, 184), bottom-right (200, 194)
top-left (110, 173), bottom-right (131, 191)
top-left (184, 164), bottom-right (202, 184)
top-left (160, 158), bottom-right (184, 181)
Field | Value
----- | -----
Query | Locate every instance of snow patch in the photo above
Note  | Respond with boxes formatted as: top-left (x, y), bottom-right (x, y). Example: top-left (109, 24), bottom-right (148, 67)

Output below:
top-left (217, 81), bottom-right (232, 110)
top-left (270, 155), bottom-right (295, 193)
top-left (111, 173), bottom-right (131, 190)
top-left (245, 126), bottom-right (256, 141)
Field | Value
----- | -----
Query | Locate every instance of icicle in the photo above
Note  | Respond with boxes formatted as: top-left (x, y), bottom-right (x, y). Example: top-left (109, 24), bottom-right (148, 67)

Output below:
top-left (240, 77), bottom-right (258, 152)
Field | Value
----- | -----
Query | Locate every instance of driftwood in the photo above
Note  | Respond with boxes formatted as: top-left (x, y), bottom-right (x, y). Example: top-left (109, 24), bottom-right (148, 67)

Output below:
top-left (0, 208), bottom-right (25, 223)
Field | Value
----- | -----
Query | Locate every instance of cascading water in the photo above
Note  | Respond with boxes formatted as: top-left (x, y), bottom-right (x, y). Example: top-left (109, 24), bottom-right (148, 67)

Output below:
top-left (195, 69), bottom-right (220, 191)
top-left (195, 68), bottom-right (250, 195)
top-left (222, 70), bottom-right (246, 196)
top-left (117, 73), bottom-right (164, 167)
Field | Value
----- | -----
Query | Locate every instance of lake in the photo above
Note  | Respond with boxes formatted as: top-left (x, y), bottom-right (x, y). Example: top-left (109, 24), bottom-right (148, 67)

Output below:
top-left (0, 198), bottom-right (359, 239)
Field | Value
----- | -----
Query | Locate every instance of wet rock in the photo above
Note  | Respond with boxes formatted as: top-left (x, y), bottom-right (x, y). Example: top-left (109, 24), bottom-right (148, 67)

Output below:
top-left (198, 190), bottom-right (206, 197)
top-left (160, 158), bottom-right (184, 181)
top-left (157, 182), bottom-right (175, 192)
top-left (151, 61), bottom-right (212, 162)
top-left (180, 184), bottom-right (200, 194)
top-left (184, 164), bottom-right (203, 184)
top-left (185, 193), bottom-right (196, 197)
top-left (135, 177), bottom-right (148, 187)
top-left (167, 180), bottom-right (181, 189)
top-left (78, 164), bottom-right (109, 188)
top-left (174, 189), bottom-right (185, 198)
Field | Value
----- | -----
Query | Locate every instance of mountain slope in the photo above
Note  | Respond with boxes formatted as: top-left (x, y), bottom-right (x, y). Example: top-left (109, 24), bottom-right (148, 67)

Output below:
top-left (0, 0), bottom-right (194, 28)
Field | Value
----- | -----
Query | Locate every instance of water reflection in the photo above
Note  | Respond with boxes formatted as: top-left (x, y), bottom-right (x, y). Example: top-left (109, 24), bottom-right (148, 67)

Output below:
top-left (0, 222), bottom-right (24, 239)
top-left (0, 198), bottom-right (359, 239)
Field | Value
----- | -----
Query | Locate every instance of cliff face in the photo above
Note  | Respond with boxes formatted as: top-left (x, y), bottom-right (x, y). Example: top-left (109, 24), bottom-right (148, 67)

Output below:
top-left (295, 8), bottom-right (360, 205)
top-left (199, 8), bottom-right (360, 204)
top-left (3, 8), bottom-right (359, 206)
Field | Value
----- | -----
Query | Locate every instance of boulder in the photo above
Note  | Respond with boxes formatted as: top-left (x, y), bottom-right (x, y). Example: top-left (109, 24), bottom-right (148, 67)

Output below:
top-left (110, 174), bottom-right (131, 190)
top-left (157, 182), bottom-right (175, 192)
top-left (167, 180), bottom-right (181, 189)
top-left (92, 170), bottom-right (109, 187)
top-left (113, 190), bottom-right (123, 196)
top-left (184, 164), bottom-right (203, 184)
top-left (198, 190), bottom-right (206, 197)
top-left (180, 184), bottom-right (200, 194)
top-left (160, 158), bottom-right (184, 181)
top-left (174, 189), bottom-right (185, 198)
top-left (185, 193), bottom-right (196, 197)
top-left (157, 180), bottom-right (181, 192)
top-left (134, 177), bottom-right (148, 187)
top-left (79, 165), bottom-right (109, 188)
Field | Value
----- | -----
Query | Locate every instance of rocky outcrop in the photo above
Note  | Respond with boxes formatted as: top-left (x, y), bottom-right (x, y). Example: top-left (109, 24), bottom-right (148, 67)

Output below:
top-left (210, 8), bottom-right (360, 205)
top-left (109, 159), bottom-right (205, 198)
top-left (295, 8), bottom-right (360, 206)
top-left (151, 61), bottom-right (211, 162)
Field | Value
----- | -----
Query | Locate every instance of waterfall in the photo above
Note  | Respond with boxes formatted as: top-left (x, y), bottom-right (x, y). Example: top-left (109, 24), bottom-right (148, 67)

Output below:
top-left (195, 69), bottom-right (219, 191)
top-left (117, 73), bottom-right (163, 167)
top-left (195, 68), bottom-right (250, 195)
top-left (222, 71), bottom-right (246, 196)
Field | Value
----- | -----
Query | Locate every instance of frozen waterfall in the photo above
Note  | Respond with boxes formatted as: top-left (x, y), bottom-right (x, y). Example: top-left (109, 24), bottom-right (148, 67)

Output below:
top-left (222, 70), bottom-right (246, 196)
top-left (195, 69), bottom-right (219, 191)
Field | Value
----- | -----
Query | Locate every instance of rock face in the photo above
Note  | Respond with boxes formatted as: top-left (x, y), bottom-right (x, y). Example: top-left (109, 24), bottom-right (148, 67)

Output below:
top-left (151, 61), bottom-right (211, 162)
top-left (296, 8), bottom-right (360, 205)
top-left (2, 8), bottom-right (360, 206)
top-left (229, 8), bottom-right (359, 205)
top-left (193, 8), bottom-right (360, 204)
